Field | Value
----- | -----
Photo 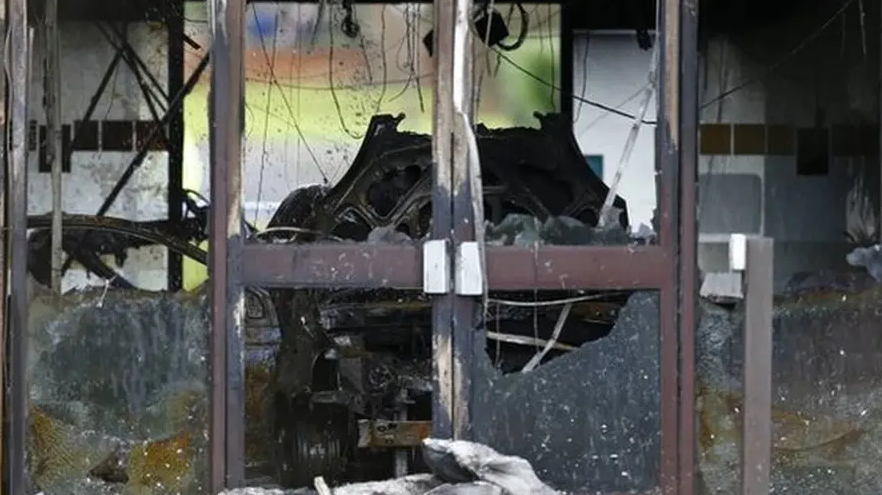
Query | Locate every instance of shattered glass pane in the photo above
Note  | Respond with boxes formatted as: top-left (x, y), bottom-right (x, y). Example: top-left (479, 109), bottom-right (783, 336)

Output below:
top-left (473, 291), bottom-right (661, 492)
top-left (697, 287), bottom-right (882, 494)
top-left (27, 280), bottom-right (209, 493)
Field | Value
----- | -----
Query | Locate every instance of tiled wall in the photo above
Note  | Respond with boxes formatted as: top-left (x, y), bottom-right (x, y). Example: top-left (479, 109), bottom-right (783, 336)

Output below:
top-left (700, 123), bottom-right (879, 172)
top-left (697, 122), bottom-right (878, 291)
top-left (28, 119), bottom-right (168, 173)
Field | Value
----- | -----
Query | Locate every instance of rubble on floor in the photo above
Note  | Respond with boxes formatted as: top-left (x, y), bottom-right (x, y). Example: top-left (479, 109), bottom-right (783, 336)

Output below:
top-left (220, 438), bottom-right (559, 495)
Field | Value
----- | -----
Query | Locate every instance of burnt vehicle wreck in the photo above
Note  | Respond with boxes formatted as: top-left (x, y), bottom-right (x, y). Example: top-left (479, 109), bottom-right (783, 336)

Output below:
top-left (24, 112), bottom-right (642, 492)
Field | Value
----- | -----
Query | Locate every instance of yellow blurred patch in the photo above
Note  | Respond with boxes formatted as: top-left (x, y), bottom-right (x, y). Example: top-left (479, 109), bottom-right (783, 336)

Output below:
top-left (125, 431), bottom-right (195, 494)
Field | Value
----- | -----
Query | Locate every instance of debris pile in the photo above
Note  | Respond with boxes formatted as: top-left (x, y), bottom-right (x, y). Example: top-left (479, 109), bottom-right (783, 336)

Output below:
top-left (221, 438), bottom-right (559, 495)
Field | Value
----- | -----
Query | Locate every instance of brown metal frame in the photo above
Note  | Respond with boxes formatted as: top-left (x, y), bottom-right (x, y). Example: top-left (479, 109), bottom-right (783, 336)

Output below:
top-left (203, 0), bottom-right (699, 492)
top-left (740, 237), bottom-right (774, 495)
top-left (5, 0), bottom-right (33, 491)
top-left (0, 0), bottom-right (697, 492)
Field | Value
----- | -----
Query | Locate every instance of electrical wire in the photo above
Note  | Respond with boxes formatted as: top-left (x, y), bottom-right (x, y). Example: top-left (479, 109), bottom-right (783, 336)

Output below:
top-left (249, 6), bottom-right (329, 183)
top-left (494, 49), bottom-right (657, 124)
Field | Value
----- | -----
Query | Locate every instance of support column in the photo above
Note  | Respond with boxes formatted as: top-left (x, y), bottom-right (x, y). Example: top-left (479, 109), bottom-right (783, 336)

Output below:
top-left (5, 0), bottom-right (33, 489)
top-left (208, 0), bottom-right (246, 488)
top-left (43, 0), bottom-right (63, 293)
top-left (167, 5), bottom-right (185, 291)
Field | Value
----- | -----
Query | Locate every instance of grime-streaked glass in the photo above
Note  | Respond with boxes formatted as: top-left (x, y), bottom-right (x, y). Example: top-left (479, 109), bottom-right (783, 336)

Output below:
top-left (695, 11), bottom-right (882, 492)
top-left (25, 13), bottom-right (211, 494)
top-left (472, 289), bottom-right (662, 492)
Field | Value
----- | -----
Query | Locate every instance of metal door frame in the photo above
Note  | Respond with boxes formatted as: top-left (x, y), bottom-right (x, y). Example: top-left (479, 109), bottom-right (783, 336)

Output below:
top-left (206, 0), bottom-right (698, 492)
top-left (0, 0), bottom-right (699, 492)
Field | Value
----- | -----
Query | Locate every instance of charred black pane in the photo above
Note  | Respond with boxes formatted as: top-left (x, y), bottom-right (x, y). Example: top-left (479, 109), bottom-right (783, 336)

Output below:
top-left (796, 127), bottom-right (829, 176)
top-left (28, 120), bottom-right (37, 150)
top-left (101, 120), bottom-right (134, 151)
top-left (135, 120), bottom-right (167, 151)
top-left (36, 125), bottom-right (72, 173)
top-left (72, 120), bottom-right (99, 150)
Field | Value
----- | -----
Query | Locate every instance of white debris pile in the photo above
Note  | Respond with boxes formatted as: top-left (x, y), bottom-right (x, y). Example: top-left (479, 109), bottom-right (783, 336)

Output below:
top-left (846, 244), bottom-right (882, 282)
top-left (221, 438), bottom-right (560, 495)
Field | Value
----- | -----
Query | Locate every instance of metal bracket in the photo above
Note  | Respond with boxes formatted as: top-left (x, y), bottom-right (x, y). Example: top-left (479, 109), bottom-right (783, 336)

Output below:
top-left (423, 239), bottom-right (451, 294)
top-left (455, 241), bottom-right (484, 296)
top-left (728, 233), bottom-right (747, 272)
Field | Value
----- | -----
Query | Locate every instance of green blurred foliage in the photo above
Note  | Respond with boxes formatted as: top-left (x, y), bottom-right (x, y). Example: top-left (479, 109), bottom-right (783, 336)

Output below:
top-left (494, 38), bottom-right (561, 125)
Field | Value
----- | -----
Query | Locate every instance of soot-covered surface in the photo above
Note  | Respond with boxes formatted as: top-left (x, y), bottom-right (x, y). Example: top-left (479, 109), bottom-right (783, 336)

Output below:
top-left (696, 287), bottom-right (882, 494)
top-left (471, 292), bottom-right (661, 492)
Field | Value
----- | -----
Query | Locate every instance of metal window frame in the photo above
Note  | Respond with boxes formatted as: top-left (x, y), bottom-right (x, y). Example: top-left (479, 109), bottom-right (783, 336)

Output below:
top-left (0, 0), bottom-right (698, 492)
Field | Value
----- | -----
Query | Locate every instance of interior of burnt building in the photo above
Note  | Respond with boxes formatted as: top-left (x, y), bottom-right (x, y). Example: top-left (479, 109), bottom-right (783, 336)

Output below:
top-left (6, 0), bottom-right (882, 493)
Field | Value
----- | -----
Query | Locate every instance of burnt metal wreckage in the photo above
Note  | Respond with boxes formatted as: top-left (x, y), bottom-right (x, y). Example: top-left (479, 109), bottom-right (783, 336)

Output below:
top-left (3, 0), bottom-right (703, 494)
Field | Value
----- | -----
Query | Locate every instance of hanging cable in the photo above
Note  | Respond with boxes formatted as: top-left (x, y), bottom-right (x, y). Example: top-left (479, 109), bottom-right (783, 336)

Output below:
top-left (494, 3), bottom-right (528, 51)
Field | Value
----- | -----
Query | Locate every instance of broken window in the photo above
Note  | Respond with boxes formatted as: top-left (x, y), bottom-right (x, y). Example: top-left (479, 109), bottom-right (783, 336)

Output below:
top-left (27, 282), bottom-right (210, 492)
top-left (474, 290), bottom-right (661, 492)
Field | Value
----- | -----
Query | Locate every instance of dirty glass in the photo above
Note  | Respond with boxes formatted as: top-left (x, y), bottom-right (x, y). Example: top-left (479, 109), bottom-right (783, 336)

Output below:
top-left (472, 289), bottom-right (662, 492)
top-left (696, 6), bottom-right (882, 492)
top-left (28, 21), bottom-right (175, 293)
top-left (244, 287), bottom-right (435, 487)
top-left (24, 8), bottom-right (212, 493)
top-left (568, 26), bottom-right (658, 243)
top-left (476, 20), bottom-right (660, 246)
top-left (208, 2), bottom-right (440, 250)
top-left (27, 285), bottom-right (210, 493)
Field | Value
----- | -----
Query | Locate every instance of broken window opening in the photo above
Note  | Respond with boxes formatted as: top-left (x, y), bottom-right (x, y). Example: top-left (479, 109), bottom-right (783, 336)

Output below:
top-left (473, 291), bottom-right (662, 493)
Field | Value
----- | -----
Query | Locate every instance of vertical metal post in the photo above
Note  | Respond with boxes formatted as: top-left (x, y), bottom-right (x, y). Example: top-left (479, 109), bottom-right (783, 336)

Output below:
top-left (0, 12), bottom-right (6, 493)
top-left (6, 1), bottom-right (33, 489)
top-left (431, 0), bottom-right (456, 440)
top-left (449, 0), bottom-right (476, 440)
top-left (432, 0), bottom-right (477, 441)
top-left (678, 0), bottom-right (700, 492)
top-left (208, 0), bottom-right (246, 489)
top-left (729, 234), bottom-right (773, 495)
top-left (44, 0), bottom-right (63, 293)
top-left (657, 0), bottom-right (681, 491)
top-left (167, 5), bottom-right (185, 291)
